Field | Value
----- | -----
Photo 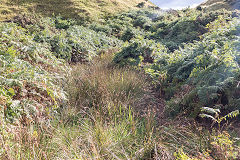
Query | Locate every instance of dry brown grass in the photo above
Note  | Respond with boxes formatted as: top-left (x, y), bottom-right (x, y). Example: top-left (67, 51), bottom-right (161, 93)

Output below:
top-left (67, 52), bottom-right (149, 114)
top-left (53, 53), bottom-right (166, 159)
top-left (0, 0), bottom-right (154, 21)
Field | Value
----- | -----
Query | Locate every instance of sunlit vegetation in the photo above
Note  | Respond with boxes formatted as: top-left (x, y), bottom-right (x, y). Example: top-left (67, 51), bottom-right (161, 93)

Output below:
top-left (1, 1), bottom-right (240, 159)
top-left (0, 0), bottom-right (154, 21)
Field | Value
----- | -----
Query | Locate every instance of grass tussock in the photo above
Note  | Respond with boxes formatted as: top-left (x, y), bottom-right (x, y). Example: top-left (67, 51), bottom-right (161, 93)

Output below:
top-left (58, 53), bottom-right (159, 159)
top-left (67, 53), bottom-right (147, 112)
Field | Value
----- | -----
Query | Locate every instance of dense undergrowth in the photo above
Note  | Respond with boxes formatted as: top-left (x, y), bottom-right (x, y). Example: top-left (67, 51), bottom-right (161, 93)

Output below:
top-left (1, 5), bottom-right (240, 160)
top-left (109, 8), bottom-right (240, 120)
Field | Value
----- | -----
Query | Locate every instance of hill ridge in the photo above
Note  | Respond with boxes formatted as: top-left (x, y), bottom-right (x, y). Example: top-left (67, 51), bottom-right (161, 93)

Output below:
top-left (0, 0), bottom-right (154, 21)
top-left (200, 0), bottom-right (240, 10)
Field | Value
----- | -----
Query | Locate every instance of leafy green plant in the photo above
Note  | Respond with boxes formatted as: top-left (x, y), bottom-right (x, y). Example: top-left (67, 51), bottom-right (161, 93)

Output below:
top-left (0, 21), bottom-right (69, 159)
top-left (0, 23), bottom-right (67, 123)
top-left (114, 36), bottom-right (168, 66)
top-left (151, 15), bottom-right (240, 117)
top-left (210, 131), bottom-right (239, 159)
top-left (200, 107), bottom-right (239, 128)
top-left (54, 16), bottom-right (76, 29)
top-left (174, 149), bottom-right (197, 160)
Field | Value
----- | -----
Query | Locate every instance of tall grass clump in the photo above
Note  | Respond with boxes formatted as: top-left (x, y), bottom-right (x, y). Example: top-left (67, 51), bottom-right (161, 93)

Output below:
top-left (67, 53), bottom-right (147, 109)
top-left (55, 53), bottom-right (168, 159)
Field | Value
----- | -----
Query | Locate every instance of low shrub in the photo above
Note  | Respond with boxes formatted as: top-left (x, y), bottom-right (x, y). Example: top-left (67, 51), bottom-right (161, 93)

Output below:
top-left (113, 37), bottom-right (168, 66)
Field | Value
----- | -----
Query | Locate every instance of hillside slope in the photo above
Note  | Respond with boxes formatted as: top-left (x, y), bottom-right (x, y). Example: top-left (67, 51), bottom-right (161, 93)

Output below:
top-left (0, 0), bottom-right (154, 21)
top-left (1, 2), bottom-right (240, 159)
top-left (200, 0), bottom-right (240, 10)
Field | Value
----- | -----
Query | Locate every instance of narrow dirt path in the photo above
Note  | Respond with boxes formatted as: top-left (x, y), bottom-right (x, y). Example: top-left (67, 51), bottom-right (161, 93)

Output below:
top-left (136, 84), bottom-right (166, 124)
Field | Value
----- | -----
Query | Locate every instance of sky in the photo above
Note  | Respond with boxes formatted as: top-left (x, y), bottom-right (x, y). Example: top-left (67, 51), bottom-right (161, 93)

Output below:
top-left (151, 0), bottom-right (206, 9)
